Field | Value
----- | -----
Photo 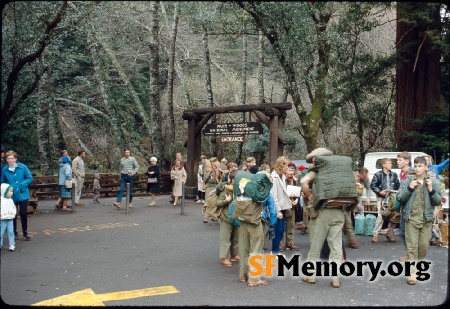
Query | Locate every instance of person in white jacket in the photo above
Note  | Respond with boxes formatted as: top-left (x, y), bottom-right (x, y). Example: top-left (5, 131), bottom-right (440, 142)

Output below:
top-left (1, 183), bottom-right (17, 251)
top-left (270, 156), bottom-right (292, 254)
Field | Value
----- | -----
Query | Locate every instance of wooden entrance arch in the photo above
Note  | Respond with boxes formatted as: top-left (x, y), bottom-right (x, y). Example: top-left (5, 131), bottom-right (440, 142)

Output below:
top-left (181, 102), bottom-right (292, 194)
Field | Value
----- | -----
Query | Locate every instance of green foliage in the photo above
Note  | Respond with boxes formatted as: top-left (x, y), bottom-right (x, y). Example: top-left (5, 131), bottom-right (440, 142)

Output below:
top-left (400, 107), bottom-right (449, 162)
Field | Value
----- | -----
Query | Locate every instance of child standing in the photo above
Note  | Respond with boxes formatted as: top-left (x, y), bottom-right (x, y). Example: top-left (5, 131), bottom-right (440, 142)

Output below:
top-left (396, 156), bottom-right (442, 285)
top-left (370, 158), bottom-right (400, 243)
top-left (93, 174), bottom-right (101, 204)
top-left (1, 183), bottom-right (17, 251)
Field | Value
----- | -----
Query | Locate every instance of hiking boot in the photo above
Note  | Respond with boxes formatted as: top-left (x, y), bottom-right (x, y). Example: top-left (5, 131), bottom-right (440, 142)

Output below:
top-left (331, 281), bottom-right (341, 288)
top-left (348, 241), bottom-right (359, 249)
top-left (399, 255), bottom-right (409, 263)
top-left (286, 244), bottom-right (300, 251)
top-left (221, 258), bottom-right (232, 267)
top-left (247, 280), bottom-right (268, 287)
top-left (386, 235), bottom-right (396, 243)
top-left (230, 255), bottom-right (240, 262)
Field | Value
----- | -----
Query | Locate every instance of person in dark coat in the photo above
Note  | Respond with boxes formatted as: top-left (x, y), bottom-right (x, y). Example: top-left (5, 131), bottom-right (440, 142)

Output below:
top-left (146, 157), bottom-right (161, 206)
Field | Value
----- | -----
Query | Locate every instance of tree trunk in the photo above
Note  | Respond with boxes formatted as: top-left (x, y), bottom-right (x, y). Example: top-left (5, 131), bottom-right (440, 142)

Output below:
top-left (88, 32), bottom-right (127, 152)
top-left (37, 97), bottom-right (50, 175)
top-left (395, 2), bottom-right (442, 144)
top-left (237, 29), bottom-right (248, 165)
top-left (202, 27), bottom-right (216, 155)
top-left (97, 34), bottom-right (153, 163)
top-left (258, 29), bottom-right (265, 104)
top-left (238, 2), bottom-right (333, 153)
top-left (149, 2), bottom-right (165, 169)
top-left (166, 2), bottom-right (178, 141)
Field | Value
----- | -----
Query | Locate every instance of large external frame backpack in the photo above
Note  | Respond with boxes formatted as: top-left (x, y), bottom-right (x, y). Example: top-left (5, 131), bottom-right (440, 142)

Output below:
top-left (204, 186), bottom-right (222, 220)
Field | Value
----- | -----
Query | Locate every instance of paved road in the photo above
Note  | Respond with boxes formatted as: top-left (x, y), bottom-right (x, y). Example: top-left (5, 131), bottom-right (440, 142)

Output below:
top-left (1, 195), bottom-right (448, 306)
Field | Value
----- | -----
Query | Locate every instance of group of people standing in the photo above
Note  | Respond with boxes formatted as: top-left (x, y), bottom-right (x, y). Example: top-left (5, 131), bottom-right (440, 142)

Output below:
top-left (199, 149), bottom-right (447, 288)
top-left (198, 154), bottom-right (311, 287)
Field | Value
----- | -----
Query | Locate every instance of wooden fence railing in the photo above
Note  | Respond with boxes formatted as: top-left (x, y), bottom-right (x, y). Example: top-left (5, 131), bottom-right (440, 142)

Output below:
top-left (29, 172), bottom-right (173, 201)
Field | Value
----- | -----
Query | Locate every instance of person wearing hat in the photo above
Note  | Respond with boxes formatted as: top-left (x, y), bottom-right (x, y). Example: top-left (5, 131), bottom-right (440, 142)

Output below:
top-left (54, 150), bottom-right (70, 209)
top-left (220, 158), bottom-right (228, 171)
top-left (58, 155), bottom-right (73, 211)
top-left (246, 157), bottom-right (256, 168)
top-left (146, 157), bottom-right (160, 206)
top-left (283, 161), bottom-right (300, 251)
top-left (300, 147), bottom-right (344, 288)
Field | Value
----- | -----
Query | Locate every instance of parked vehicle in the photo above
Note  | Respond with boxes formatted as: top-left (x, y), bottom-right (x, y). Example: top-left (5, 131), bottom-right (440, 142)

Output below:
top-left (362, 152), bottom-right (432, 205)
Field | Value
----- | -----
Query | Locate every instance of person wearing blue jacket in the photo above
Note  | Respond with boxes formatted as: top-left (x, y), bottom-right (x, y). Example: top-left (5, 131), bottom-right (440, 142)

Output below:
top-left (260, 193), bottom-right (277, 253)
top-left (1, 150), bottom-right (33, 241)
top-left (424, 155), bottom-right (449, 181)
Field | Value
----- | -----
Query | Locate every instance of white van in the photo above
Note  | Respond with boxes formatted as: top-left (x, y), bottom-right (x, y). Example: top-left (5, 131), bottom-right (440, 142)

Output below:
top-left (362, 152), bottom-right (432, 206)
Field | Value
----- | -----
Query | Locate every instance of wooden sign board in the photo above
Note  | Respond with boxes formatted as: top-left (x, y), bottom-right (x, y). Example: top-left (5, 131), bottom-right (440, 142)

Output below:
top-left (203, 122), bottom-right (263, 136)
top-left (220, 136), bottom-right (245, 143)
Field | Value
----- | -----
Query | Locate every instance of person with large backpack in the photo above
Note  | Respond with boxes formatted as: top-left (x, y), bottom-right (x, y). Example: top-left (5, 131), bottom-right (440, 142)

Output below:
top-left (300, 148), bottom-right (358, 288)
top-left (216, 170), bottom-right (240, 267)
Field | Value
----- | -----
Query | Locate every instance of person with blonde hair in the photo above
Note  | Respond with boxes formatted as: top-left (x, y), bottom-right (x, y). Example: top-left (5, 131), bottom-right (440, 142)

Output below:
top-left (269, 156), bottom-right (291, 254)
top-left (196, 155), bottom-right (206, 204)
top-left (370, 158), bottom-right (400, 243)
top-left (146, 157), bottom-right (160, 206)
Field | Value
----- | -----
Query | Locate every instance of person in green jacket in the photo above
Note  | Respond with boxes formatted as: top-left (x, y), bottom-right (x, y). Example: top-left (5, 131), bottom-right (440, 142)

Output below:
top-left (216, 170), bottom-right (239, 267)
top-left (300, 148), bottom-right (344, 288)
top-left (202, 158), bottom-right (220, 223)
top-left (396, 156), bottom-right (442, 285)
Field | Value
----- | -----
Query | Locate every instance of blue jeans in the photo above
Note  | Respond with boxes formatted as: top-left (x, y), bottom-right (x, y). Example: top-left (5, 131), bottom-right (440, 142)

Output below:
top-left (271, 217), bottom-right (286, 254)
top-left (116, 174), bottom-right (134, 203)
top-left (1, 219), bottom-right (15, 248)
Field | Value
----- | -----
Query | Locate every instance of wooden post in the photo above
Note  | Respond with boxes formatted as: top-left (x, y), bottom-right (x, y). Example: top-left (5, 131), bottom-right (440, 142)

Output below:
top-left (269, 115), bottom-right (279, 166)
top-left (277, 116), bottom-right (284, 157)
top-left (186, 118), bottom-right (197, 189)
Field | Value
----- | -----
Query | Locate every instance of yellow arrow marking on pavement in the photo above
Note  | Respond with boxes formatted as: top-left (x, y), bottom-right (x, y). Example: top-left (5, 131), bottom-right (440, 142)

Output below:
top-left (31, 286), bottom-right (179, 306)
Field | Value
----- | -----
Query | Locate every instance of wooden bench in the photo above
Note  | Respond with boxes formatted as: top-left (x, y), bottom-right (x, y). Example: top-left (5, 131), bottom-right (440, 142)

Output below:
top-left (28, 172), bottom-right (174, 201)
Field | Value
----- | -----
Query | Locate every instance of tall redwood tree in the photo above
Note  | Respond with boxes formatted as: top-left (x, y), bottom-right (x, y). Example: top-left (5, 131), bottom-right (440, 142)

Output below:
top-left (395, 3), bottom-right (443, 144)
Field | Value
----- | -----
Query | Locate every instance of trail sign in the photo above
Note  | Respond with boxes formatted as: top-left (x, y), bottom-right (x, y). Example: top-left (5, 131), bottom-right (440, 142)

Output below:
top-left (220, 136), bottom-right (245, 142)
top-left (203, 122), bottom-right (263, 136)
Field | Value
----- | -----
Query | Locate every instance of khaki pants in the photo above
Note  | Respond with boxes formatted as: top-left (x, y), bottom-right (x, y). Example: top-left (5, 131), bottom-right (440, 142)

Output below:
top-left (219, 219), bottom-right (239, 258)
top-left (286, 209), bottom-right (295, 246)
top-left (239, 222), bottom-right (264, 283)
top-left (306, 208), bottom-right (344, 282)
top-left (373, 197), bottom-right (392, 237)
top-left (405, 221), bottom-right (432, 273)
top-left (74, 176), bottom-right (84, 203)
top-left (343, 210), bottom-right (356, 243)
top-left (203, 186), bottom-right (215, 220)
